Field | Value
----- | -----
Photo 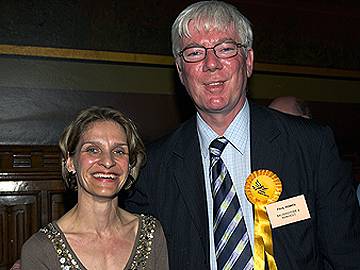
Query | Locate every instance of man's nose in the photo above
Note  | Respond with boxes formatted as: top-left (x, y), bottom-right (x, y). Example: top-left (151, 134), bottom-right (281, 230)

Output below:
top-left (203, 49), bottom-right (223, 72)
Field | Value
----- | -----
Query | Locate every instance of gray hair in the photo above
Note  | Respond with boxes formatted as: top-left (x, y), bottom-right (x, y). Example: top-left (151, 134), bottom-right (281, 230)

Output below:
top-left (171, 1), bottom-right (253, 57)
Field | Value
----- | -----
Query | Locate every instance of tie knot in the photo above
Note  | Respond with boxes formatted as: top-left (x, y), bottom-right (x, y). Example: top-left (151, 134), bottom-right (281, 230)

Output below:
top-left (209, 137), bottom-right (229, 157)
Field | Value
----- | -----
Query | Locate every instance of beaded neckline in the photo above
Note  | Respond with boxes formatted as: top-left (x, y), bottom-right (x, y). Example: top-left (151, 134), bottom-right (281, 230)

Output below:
top-left (40, 214), bottom-right (156, 270)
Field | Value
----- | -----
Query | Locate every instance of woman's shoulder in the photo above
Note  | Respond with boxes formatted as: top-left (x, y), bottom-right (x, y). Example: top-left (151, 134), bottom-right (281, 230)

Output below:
top-left (127, 214), bottom-right (168, 269)
top-left (137, 214), bottom-right (164, 234)
top-left (22, 229), bottom-right (49, 251)
top-left (138, 214), bottom-right (167, 251)
top-left (21, 223), bottom-right (60, 269)
top-left (138, 213), bottom-right (157, 224)
top-left (136, 214), bottom-right (169, 269)
top-left (22, 222), bottom-right (59, 250)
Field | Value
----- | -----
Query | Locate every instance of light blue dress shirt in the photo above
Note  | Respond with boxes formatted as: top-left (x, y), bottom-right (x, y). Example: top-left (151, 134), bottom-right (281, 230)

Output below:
top-left (197, 99), bottom-right (254, 270)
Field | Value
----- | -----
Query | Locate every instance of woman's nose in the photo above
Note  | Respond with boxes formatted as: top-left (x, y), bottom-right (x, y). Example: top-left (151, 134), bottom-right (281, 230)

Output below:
top-left (99, 152), bottom-right (115, 168)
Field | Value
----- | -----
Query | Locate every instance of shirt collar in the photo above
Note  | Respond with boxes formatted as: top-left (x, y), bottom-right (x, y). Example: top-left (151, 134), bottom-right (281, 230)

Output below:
top-left (197, 99), bottom-right (250, 159)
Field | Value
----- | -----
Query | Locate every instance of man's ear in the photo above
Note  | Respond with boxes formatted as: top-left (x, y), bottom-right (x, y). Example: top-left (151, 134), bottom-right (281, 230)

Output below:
top-left (245, 48), bottom-right (254, 78)
top-left (175, 59), bottom-right (185, 85)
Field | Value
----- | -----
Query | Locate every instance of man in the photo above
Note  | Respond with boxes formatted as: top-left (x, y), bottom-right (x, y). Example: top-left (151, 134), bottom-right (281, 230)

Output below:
top-left (269, 96), bottom-right (360, 206)
top-left (268, 96), bottom-right (312, 118)
top-left (124, 1), bottom-right (360, 269)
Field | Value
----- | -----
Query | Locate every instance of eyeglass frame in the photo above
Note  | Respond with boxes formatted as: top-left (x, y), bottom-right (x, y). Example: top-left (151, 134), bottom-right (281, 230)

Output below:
top-left (177, 41), bottom-right (247, 63)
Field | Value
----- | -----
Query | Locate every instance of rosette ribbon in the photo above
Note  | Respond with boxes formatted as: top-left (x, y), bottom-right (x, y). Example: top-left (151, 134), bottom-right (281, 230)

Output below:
top-left (245, 169), bottom-right (282, 270)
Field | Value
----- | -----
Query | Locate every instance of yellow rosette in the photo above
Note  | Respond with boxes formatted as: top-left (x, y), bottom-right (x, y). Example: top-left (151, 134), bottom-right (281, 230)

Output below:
top-left (245, 169), bottom-right (282, 270)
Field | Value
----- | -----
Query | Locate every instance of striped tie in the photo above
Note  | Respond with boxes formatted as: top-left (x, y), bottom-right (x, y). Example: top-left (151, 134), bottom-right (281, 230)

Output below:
top-left (210, 137), bottom-right (253, 270)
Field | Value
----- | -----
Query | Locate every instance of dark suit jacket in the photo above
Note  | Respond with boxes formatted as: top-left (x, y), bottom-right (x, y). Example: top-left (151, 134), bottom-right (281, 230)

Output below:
top-left (122, 103), bottom-right (360, 270)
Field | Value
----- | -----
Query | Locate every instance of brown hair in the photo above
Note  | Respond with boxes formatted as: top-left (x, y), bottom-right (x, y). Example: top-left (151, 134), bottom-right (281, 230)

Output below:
top-left (59, 106), bottom-right (145, 191)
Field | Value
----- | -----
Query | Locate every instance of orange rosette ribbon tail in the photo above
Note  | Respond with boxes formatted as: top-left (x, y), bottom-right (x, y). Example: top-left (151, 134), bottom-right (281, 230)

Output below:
top-left (245, 169), bottom-right (282, 270)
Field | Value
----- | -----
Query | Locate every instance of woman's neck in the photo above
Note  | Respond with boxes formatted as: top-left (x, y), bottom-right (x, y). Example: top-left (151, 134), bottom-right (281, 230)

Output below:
top-left (58, 192), bottom-right (129, 235)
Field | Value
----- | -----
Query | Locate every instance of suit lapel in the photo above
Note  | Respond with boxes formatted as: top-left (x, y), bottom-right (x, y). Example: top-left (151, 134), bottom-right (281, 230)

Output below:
top-left (250, 103), bottom-right (285, 182)
top-left (167, 104), bottom-right (288, 261)
top-left (172, 117), bottom-right (210, 258)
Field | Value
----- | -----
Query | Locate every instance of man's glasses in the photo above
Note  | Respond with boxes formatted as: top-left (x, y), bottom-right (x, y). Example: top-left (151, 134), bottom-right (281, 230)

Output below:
top-left (178, 41), bottom-right (246, 63)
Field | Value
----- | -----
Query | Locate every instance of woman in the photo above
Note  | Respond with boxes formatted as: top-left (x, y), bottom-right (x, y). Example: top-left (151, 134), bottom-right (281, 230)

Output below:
top-left (21, 106), bottom-right (168, 269)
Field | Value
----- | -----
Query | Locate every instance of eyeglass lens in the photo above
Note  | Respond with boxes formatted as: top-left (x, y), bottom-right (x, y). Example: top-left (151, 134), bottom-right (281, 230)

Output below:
top-left (181, 42), bottom-right (241, 63)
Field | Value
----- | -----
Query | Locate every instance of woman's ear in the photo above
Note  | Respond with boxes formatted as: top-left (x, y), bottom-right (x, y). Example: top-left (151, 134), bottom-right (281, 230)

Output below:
top-left (66, 155), bottom-right (76, 173)
top-left (129, 153), bottom-right (145, 180)
top-left (123, 153), bottom-right (145, 190)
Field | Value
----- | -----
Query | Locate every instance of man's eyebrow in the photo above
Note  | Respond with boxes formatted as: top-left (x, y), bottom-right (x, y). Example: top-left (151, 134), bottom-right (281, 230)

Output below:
top-left (182, 38), bottom-right (237, 48)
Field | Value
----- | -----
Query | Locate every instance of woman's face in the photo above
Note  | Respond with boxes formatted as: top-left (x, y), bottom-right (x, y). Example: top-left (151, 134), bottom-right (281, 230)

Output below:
top-left (67, 120), bottom-right (130, 199)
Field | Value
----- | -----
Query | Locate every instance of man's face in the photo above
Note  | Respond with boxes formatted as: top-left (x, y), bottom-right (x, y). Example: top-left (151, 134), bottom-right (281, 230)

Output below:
top-left (176, 22), bottom-right (253, 119)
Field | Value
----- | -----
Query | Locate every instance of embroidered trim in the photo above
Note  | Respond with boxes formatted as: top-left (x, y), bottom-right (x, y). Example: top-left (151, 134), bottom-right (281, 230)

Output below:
top-left (40, 223), bottom-right (80, 270)
top-left (129, 214), bottom-right (156, 269)
top-left (40, 214), bottom-right (157, 270)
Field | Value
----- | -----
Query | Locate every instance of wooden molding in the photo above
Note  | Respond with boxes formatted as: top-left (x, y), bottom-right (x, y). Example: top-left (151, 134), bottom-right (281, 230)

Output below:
top-left (0, 44), bottom-right (174, 66)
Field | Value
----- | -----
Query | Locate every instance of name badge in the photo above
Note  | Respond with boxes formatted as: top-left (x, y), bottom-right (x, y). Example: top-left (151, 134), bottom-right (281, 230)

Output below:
top-left (265, 195), bottom-right (311, 228)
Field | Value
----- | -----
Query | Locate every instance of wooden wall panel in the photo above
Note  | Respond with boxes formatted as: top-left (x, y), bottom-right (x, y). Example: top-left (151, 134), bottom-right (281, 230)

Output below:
top-left (0, 194), bottom-right (40, 270)
top-left (0, 146), bottom-right (66, 270)
top-left (49, 192), bottom-right (66, 222)
top-left (0, 206), bottom-right (7, 269)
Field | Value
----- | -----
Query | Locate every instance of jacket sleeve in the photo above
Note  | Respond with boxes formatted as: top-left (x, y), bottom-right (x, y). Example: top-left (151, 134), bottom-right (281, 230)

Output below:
top-left (316, 126), bottom-right (360, 268)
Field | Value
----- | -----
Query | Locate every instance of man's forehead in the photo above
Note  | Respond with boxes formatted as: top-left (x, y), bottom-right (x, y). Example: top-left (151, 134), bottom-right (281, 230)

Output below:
top-left (181, 20), bottom-right (238, 45)
top-left (187, 19), bottom-right (235, 34)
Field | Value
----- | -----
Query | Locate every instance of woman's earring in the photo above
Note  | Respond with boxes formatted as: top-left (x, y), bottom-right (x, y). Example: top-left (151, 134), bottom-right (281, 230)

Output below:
top-left (123, 175), bottom-right (135, 190)
top-left (65, 170), bottom-right (78, 191)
